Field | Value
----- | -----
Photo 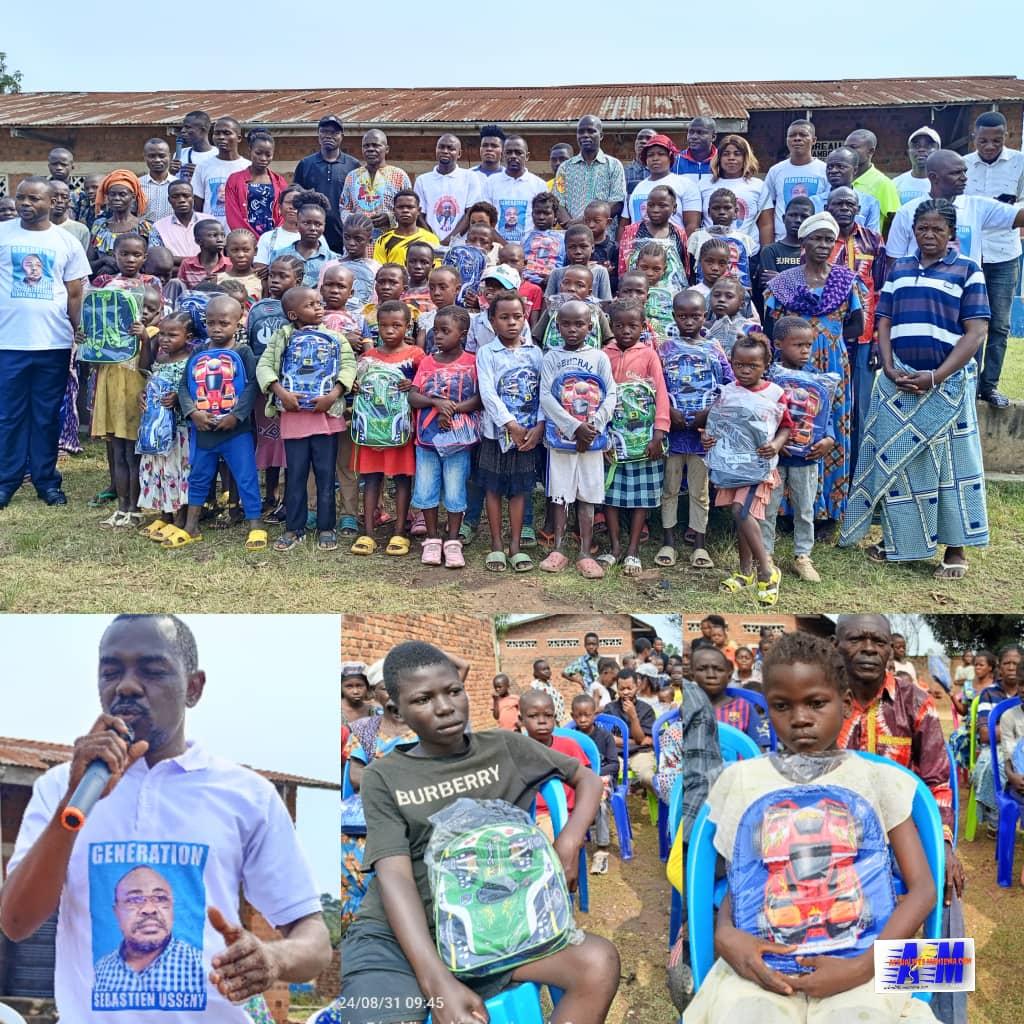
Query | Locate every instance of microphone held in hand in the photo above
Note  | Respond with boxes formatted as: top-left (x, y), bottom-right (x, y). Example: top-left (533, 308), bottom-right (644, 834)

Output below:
top-left (60, 723), bottom-right (135, 832)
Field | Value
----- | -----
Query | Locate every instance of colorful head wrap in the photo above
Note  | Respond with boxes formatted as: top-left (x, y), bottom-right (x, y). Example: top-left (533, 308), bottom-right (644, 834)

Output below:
top-left (96, 169), bottom-right (147, 217)
top-left (640, 134), bottom-right (680, 160)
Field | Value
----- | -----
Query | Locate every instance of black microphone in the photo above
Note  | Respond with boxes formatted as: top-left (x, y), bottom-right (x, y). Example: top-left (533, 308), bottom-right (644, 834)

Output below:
top-left (60, 723), bottom-right (135, 832)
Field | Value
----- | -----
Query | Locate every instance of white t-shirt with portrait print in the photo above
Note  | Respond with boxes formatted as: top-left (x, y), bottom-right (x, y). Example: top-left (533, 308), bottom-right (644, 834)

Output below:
top-left (190, 156), bottom-right (250, 227)
top-left (0, 220), bottom-right (91, 351)
top-left (627, 174), bottom-right (702, 231)
top-left (759, 158), bottom-right (829, 240)
top-left (413, 167), bottom-right (484, 241)
top-left (9, 741), bottom-right (322, 1024)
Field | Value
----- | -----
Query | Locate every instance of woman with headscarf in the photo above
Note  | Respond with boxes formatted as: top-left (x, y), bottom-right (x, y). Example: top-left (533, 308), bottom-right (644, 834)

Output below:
top-left (840, 199), bottom-right (990, 580)
top-left (623, 133), bottom-right (702, 235)
top-left (764, 211), bottom-right (864, 529)
top-left (88, 169), bottom-right (150, 277)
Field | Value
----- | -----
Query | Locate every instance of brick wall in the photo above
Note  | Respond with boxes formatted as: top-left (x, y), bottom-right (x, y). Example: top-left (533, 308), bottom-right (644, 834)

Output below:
top-left (0, 784), bottom-right (30, 877)
top-left (316, 949), bottom-right (342, 1002)
top-left (498, 614), bottom-right (658, 707)
top-left (680, 613), bottom-right (811, 650)
top-left (340, 615), bottom-right (497, 732)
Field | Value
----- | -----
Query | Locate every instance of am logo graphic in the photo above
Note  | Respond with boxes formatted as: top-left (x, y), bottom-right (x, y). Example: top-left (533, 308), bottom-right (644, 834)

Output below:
top-left (873, 938), bottom-right (975, 993)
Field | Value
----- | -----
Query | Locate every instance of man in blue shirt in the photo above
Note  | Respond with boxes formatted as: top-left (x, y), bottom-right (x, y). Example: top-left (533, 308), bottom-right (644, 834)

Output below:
top-left (672, 117), bottom-right (717, 187)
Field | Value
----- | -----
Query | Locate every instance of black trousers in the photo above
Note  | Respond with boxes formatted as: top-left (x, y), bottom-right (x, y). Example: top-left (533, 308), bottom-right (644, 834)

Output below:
top-left (284, 433), bottom-right (338, 533)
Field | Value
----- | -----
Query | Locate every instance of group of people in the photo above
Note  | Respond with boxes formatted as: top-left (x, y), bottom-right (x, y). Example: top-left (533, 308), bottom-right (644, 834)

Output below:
top-left (1, 107), bottom-right (1020, 592)
top-left (332, 613), bottom-right (982, 1024)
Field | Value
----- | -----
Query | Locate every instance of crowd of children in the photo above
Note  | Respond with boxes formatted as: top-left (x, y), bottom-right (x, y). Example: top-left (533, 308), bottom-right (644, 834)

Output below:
top-left (332, 615), bottom-right (992, 1024)
top-left (39, 111), bottom-right (1005, 603)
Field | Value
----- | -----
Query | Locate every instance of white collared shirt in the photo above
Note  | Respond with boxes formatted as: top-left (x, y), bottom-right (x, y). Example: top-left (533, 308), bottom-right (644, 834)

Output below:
top-left (10, 741), bottom-right (321, 1023)
top-left (964, 147), bottom-right (1024, 261)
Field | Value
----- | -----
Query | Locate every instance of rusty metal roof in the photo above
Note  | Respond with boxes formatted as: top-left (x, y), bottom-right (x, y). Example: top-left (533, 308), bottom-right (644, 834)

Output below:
top-left (1, 77), bottom-right (1020, 129)
top-left (0, 736), bottom-right (338, 791)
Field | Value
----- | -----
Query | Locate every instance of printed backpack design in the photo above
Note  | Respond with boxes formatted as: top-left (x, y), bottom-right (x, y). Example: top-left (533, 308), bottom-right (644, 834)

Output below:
top-left (351, 362), bottom-right (412, 448)
top-left (443, 245), bottom-right (488, 291)
top-left (661, 340), bottom-right (722, 417)
top-left (187, 348), bottom-right (247, 417)
top-left (417, 365), bottom-right (481, 456)
top-left (768, 366), bottom-right (840, 459)
top-left (279, 329), bottom-right (341, 409)
top-left (497, 364), bottom-right (540, 451)
top-left (541, 294), bottom-right (602, 350)
top-left (544, 369), bottom-right (608, 452)
top-left (178, 291), bottom-right (211, 339)
top-left (428, 802), bottom-right (574, 978)
top-left (609, 379), bottom-right (657, 462)
top-left (705, 382), bottom-right (780, 488)
top-left (730, 785), bottom-right (894, 972)
top-left (247, 298), bottom-right (288, 359)
top-left (135, 375), bottom-right (176, 455)
top-left (79, 288), bottom-right (140, 364)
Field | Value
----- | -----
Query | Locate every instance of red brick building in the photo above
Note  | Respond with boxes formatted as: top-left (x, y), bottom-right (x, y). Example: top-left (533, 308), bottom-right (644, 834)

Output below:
top-left (680, 613), bottom-right (835, 650)
top-left (340, 615), bottom-right (497, 732)
top-left (1, 76), bottom-right (1021, 195)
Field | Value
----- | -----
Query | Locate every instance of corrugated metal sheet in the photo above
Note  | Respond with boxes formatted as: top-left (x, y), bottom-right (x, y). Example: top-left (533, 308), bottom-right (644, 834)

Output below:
top-left (0, 77), bottom-right (1020, 129)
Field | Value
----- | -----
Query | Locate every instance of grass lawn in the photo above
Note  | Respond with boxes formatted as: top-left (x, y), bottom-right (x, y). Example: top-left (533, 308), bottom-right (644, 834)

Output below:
top-left (999, 336), bottom-right (1023, 400)
top-left (1, 441), bottom-right (1021, 613)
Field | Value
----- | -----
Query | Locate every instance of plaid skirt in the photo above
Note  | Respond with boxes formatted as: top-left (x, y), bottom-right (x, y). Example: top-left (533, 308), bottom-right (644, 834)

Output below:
top-left (605, 458), bottom-right (665, 509)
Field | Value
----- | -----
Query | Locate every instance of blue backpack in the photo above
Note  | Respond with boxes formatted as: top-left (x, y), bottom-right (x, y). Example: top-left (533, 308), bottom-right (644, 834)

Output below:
top-left (544, 369), bottom-right (609, 452)
top-left (279, 329), bottom-right (341, 409)
top-left (79, 288), bottom-right (140, 364)
top-left (416, 362), bottom-right (480, 456)
top-left (135, 375), bottom-right (176, 455)
top-left (497, 364), bottom-right (541, 451)
top-left (443, 245), bottom-right (488, 291)
top-left (178, 291), bottom-right (212, 339)
top-left (247, 298), bottom-right (288, 359)
top-left (186, 347), bottom-right (248, 417)
top-left (767, 365), bottom-right (840, 460)
top-left (661, 339), bottom-right (722, 418)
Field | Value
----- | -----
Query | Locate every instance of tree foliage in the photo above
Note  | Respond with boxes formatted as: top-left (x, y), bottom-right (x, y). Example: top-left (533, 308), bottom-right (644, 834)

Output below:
top-left (922, 616), bottom-right (1024, 654)
top-left (0, 53), bottom-right (22, 94)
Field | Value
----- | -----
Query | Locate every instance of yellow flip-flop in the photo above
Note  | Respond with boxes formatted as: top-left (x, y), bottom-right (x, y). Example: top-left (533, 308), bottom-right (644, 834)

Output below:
top-left (139, 518), bottom-right (168, 539)
top-left (245, 528), bottom-right (268, 551)
top-left (385, 535), bottom-right (411, 557)
top-left (350, 535), bottom-right (378, 556)
top-left (160, 526), bottom-right (202, 549)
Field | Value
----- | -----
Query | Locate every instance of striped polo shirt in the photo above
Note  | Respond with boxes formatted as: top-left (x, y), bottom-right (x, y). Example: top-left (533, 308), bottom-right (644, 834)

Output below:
top-left (875, 247), bottom-right (990, 371)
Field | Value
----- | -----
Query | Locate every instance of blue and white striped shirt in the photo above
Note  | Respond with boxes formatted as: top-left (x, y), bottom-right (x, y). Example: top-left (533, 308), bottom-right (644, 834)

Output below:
top-left (876, 248), bottom-right (990, 371)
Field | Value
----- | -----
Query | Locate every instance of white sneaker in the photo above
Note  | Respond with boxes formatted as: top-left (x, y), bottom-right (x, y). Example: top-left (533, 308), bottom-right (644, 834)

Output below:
top-left (793, 555), bottom-right (821, 583)
top-left (590, 850), bottom-right (609, 874)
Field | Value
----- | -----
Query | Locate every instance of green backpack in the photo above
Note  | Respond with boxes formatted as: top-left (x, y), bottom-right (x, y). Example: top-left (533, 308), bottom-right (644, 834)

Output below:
top-left (79, 287), bottom-right (141, 363)
top-left (609, 379), bottom-right (657, 462)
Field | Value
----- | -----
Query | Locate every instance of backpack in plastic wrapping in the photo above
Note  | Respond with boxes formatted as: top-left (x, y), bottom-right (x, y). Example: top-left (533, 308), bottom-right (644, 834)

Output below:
top-left (544, 369), bottom-right (609, 452)
top-left (247, 298), bottom-right (288, 359)
top-left (278, 329), bottom-right (341, 409)
top-left (351, 362), bottom-right (412, 448)
top-left (609, 379), bottom-right (657, 462)
top-left (704, 382), bottom-right (781, 488)
top-left (661, 340), bottom-right (722, 419)
top-left (767, 365), bottom-right (840, 460)
top-left (443, 245), bottom-right (488, 291)
top-left (541, 294), bottom-right (602, 350)
top-left (497, 364), bottom-right (541, 453)
top-left (136, 375), bottom-right (176, 455)
top-left (79, 288), bottom-right (140, 364)
top-left (416, 362), bottom-right (481, 456)
top-left (426, 799), bottom-right (576, 978)
top-left (730, 783), bottom-right (895, 975)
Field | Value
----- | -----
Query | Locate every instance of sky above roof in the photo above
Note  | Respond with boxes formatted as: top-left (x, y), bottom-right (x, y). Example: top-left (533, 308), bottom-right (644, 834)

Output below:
top-left (3, 0), bottom-right (1019, 92)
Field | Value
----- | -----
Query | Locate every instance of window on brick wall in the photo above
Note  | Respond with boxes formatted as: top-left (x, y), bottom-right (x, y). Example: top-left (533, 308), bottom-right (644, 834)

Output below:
top-left (547, 638), bottom-right (580, 649)
top-left (599, 637), bottom-right (624, 648)
top-left (685, 621), bottom-right (703, 633)
top-left (812, 140), bottom-right (844, 160)
top-left (505, 639), bottom-right (537, 649)
top-left (741, 622), bottom-right (786, 636)
top-left (0, 174), bottom-right (8, 198)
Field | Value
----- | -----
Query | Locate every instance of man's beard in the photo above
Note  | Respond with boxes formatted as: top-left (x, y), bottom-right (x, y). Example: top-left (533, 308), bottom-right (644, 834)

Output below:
top-left (125, 932), bottom-right (171, 957)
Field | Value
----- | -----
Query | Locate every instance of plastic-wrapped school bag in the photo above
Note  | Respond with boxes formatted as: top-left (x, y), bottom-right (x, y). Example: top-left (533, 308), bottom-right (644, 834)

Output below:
top-left (497, 364), bottom-right (541, 452)
top-left (426, 798), bottom-right (575, 978)
top-left (351, 362), bottom-right (412, 448)
top-left (767, 365), bottom-right (840, 460)
top-left (247, 298), bottom-right (288, 359)
top-left (136, 375), bottom-right (176, 455)
top-left (186, 347), bottom-right (248, 417)
top-left (416, 363), bottom-right (481, 457)
top-left (704, 381), bottom-right (783, 488)
top-left (340, 793), bottom-right (367, 837)
top-left (541, 294), bottom-right (602, 350)
top-left (1012, 738), bottom-right (1024, 778)
top-left (443, 245), bottom-right (488, 292)
top-left (544, 369), bottom-right (609, 452)
top-left (278, 329), bottom-right (342, 410)
top-left (178, 291), bottom-right (212, 340)
top-left (609, 380), bottom-right (657, 462)
top-left (728, 783), bottom-right (896, 973)
top-left (626, 237), bottom-right (687, 291)
top-left (644, 286), bottom-right (676, 342)
top-left (79, 288), bottom-right (141, 364)
top-left (661, 339), bottom-right (722, 419)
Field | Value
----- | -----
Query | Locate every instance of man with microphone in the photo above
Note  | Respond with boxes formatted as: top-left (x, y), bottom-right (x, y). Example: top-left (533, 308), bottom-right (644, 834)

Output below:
top-left (0, 614), bottom-right (331, 1021)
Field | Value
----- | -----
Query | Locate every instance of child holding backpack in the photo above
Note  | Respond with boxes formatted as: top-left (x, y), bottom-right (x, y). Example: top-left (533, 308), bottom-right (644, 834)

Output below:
top-left (256, 286), bottom-right (357, 552)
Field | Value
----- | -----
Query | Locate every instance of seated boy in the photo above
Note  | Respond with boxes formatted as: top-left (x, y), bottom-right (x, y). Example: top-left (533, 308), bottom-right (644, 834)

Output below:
top-left (570, 693), bottom-right (620, 874)
top-left (602, 669), bottom-right (657, 792)
top-left (340, 641), bottom-right (619, 1024)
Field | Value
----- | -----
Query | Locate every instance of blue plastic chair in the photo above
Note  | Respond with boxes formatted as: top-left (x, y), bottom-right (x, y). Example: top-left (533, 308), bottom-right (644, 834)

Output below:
top-left (989, 696), bottom-right (1023, 887)
top-left (341, 759), bottom-right (353, 798)
top-left (685, 750), bottom-right (945, 1004)
top-left (946, 741), bottom-right (959, 847)
top-left (594, 713), bottom-right (634, 860)
top-left (724, 685), bottom-right (777, 751)
top-left (554, 726), bottom-right (600, 912)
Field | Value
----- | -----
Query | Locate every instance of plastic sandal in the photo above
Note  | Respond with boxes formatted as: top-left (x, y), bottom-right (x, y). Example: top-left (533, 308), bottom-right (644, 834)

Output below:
top-left (576, 557), bottom-right (605, 580)
top-left (757, 565), bottom-right (783, 606)
top-left (421, 538), bottom-right (443, 565)
top-left (509, 552), bottom-right (534, 573)
top-left (385, 535), bottom-right (411, 556)
top-left (690, 547), bottom-right (714, 569)
top-left (443, 540), bottom-right (466, 569)
top-left (458, 522), bottom-right (478, 544)
top-left (148, 522), bottom-right (179, 543)
top-left (622, 555), bottom-right (643, 577)
top-left (486, 550), bottom-right (508, 572)
top-left (337, 514), bottom-right (359, 536)
top-left (100, 510), bottom-right (131, 529)
top-left (720, 570), bottom-right (756, 593)
top-left (539, 551), bottom-right (569, 573)
top-left (160, 526), bottom-right (201, 549)
top-left (139, 519), bottom-right (169, 539)
top-left (409, 511), bottom-right (428, 537)
top-left (262, 502), bottom-right (286, 524)
top-left (596, 553), bottom-right (617, 568)
top-left (317, 530), bottom-right (338, 551)
top-left (519, 526), bottom-right (537, 548)
top-left (350, 535), bottom-right (378, 556)
top-left (89, 488), bottom-right (117, 508)
top-left (246, 528), bottom-right (269, 551)
top-left (273, 532), bottom-right (304, 552)
top-left (654, 545), bottom-right (677, 567)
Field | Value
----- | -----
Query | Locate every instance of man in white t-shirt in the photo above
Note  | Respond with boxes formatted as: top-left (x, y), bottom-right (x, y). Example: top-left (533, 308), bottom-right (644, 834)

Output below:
top-left (413, 133), bottom-right (483, 245)
top-left (0, 614), bottom-right (331, 1024)
top-left (892, 126), bottom-right (941, 205)
top-left (0, 177), bottom-right (91, 509)
top-left (190, 116), bottom-right (250, 228)
top-left (759, 118), bottom-right (829, 242)
top-left (478, 135), bottom-right (549, 243)
top-left (171, 110), bottom-right (219, 183)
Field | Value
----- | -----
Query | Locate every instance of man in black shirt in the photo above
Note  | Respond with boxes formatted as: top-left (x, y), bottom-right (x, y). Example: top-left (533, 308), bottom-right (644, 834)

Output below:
top-left (293, 115), bottom-right (360, 252)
